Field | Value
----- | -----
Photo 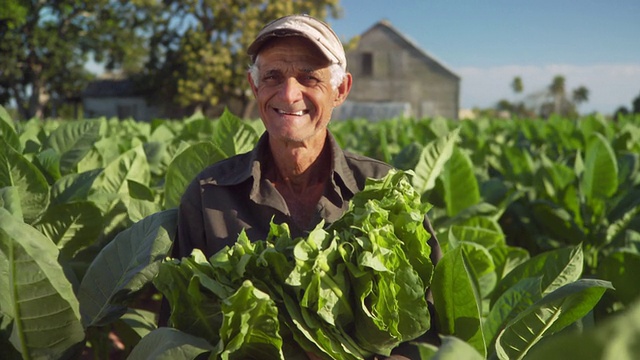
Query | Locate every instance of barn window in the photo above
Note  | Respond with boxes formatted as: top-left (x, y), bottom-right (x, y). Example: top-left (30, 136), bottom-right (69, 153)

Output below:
top-left (362, 52), bottom-right (373, 76)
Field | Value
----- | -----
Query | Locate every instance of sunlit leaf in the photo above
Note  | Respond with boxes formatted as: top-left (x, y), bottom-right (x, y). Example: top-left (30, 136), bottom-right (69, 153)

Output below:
top-left (0, 138), bottom-right (50, 223)
top-left (412, 128), bottom-right (459, 195)
top-left (163, 141), bottom-right (226, 209)
top-left (78, 208), bottom-right (177, 328)
top-left (581, 133), bottom-right (618, 203)
top-left (127, 327), bottom-right (213, 360)
top-left (0, 208), bottom-right (84, 358)
top-left (43, 119), bottom-right (102, 175)
top-left (432, 246), bottom-right (486, 357)
top-left (495, 279), bottom-right (612, 360)
top-left (491, 245), bottom-right (583, 306)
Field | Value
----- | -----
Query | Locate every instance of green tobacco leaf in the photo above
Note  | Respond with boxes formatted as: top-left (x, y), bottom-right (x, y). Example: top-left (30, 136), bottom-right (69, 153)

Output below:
top-left (491, 245), bottom-right (583, 306)
top-left (489, 244), bottom-right (530, 281)
top-left (163, 141), bottom-right (227, 209)
top-left (89, 144), bottom-right (150, 196)
top-left (606, 202), bottom-right (640, 246)
top-left (213, 108), bottom-right (260, 157)
top-left (415, 335), bottom-right (485, 360)
top-left (127, 328), bottom-right (214, 360)
top-left (78, 208), bottom-right (177, 328)
top-left (581, 133), bottom-right (618, 203)
top-left (127, 179), bottom-right (155, 201)
top-left (441, 147), bottom-right (480, 217)
top-left (432, 246), bottom-right (486, 357)
top-left (531, 201), bottom-right (585, 244)
top-left (0, 106), bottom-right (21, 153)
top-left (597, 251), bottom-right (640, 305)
top-left (412, 127), bottom-right (459, 195)
top-left (43, 119), bottom-right (102, 175)
top-left (495, 279), bottom-right (613, 360)
top-left (525, 296), bottom-right (640, 360)
top-left (459, 242), bottom-right (497, 300)
top-left (149, 123), bottom-right (177, 143)
top-left (34, 148), bottom-right (62, 182)
top-left (215, 280), bottom-right (284, 359)
top-left (501, 146), bottom-right (536, 185)
top-left (113, 308), bottom-right (158, 348)
top-left (50, 169), bottom-right (102, 205)
top-left (0, 186), bottom-right (23, 220)
top-left (0, 138), bottom-right (50, 224)
top-left (76, 137), bottom-right (116, 173)
top-left (34, 201), bottom-right (103, 259)
top-left (483, 277), bottom-right (542, 349)
top-left (127, 197), bottom-right (163, 223)
top-left (154, 250), bottom-right (224, 344)
top-left (392, 142), bottom-right (423, 170)
top-left (18, 120), bottom-right (45, 154)
top-left (143, 141), bottom-right (169, 177)
top-left (445, 215), bottom-right (505, 249)
top-left (0, 208), bottom-right (85, 359)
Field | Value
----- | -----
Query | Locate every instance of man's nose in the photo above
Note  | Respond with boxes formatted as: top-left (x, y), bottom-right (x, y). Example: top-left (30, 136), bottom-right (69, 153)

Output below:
top-left (279, 77), bottom-right (304, 102)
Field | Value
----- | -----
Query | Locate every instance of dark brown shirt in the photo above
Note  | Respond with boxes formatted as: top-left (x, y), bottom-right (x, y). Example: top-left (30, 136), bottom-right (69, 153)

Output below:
top-left (169, 131), bottom-right (442, 355)
top-left (172, 131), bottom-right (442, 259)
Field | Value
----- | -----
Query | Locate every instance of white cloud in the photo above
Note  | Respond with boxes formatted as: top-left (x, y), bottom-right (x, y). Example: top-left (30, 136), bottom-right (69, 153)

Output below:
top-left (457, 63), bottom-right (640, 115)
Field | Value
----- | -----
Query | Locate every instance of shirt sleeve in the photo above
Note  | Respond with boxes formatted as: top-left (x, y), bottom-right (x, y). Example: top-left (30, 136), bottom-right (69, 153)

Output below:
top-left (171, 178), bottom-right (206, 259)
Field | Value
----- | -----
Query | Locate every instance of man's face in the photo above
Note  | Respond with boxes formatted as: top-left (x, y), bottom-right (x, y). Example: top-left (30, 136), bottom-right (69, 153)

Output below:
top-left (249, 36), bottom-right (351, 145)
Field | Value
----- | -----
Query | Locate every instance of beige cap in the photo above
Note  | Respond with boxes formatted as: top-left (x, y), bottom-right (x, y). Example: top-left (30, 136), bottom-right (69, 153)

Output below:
top-left (247, 14), bottom-right (346, 71)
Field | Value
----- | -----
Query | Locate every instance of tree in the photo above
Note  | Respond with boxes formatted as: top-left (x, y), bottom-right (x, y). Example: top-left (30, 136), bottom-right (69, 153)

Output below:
top-left (572, 86), bottom-right (589, 106)
top-left (614, 106), bottom-right (629, 121)
top-left (0, 1), bottom-right (152, 119)
top-left (549, 75), bottom-right (567, 116)
top-left (633, 92), bottom-right (640, 114)
top-left (532, 75), bottom-right (589, 118)
top-left (511, 76), bottom-right (523, 94)
top-left (138, 0), bottom-right (342, 118)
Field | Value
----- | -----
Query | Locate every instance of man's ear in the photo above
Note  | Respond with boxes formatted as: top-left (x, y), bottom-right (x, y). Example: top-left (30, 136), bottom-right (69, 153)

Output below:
top-left (333, 72), bottom-right (352, 107)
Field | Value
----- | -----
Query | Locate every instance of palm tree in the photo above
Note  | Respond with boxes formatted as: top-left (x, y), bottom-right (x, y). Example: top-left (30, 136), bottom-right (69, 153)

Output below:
top-left (572, 86), bottom-right (589, 109)
top-left (549, 75), bottom-right (566, 115)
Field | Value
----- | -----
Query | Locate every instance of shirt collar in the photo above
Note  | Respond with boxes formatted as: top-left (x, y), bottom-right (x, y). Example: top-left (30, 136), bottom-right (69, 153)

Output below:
top-left (326, 131), bottom-right (360, 198)
top-left (202, 130), bottom-right (360, 199)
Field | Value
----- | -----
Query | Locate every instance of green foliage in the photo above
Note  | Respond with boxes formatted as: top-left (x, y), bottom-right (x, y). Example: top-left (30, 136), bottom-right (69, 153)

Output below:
top-left (155, 170), bottom-right (434, 359)
top-left (432, 246), bottom-right (486, 356)
top-left (0, 207), bottom-right (85, 359)
top-left (0, 1), bottom-right (152, 119)
top-left (0, 105), bottom-right (638, 359)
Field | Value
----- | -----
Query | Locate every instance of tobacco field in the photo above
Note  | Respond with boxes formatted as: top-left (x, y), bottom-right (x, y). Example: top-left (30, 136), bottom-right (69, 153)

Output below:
top-left (1, 104), bottom-right (640, 359)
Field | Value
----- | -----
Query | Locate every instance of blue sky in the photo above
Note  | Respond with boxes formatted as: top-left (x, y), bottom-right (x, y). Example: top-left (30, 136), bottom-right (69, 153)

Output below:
top-left (327, 0), bottom-right (640, 115)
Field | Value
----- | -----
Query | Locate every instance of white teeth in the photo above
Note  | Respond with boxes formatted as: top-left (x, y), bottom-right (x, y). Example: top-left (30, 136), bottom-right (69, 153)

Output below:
top-left (278, 109), bottom-right (305, 116)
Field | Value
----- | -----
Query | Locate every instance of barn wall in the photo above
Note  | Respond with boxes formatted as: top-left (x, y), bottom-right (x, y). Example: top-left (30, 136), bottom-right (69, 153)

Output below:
top-left (346, 24), bottom-right (460, 119)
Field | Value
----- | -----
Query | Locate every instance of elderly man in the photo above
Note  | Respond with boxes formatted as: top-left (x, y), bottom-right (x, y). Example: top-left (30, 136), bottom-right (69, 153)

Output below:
top-left (171, 14), bottom-right (442, 359)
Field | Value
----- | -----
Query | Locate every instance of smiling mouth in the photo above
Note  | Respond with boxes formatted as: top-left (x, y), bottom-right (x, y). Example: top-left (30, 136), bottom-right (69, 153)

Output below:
top-left (276, 108), bottom-right (308, 116)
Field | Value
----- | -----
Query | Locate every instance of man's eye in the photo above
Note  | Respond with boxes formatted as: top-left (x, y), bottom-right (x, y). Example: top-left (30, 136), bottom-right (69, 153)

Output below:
top-left (301, 76), bottom-right (319, 85)
top-left (262, 74), bottom-right (278, 83)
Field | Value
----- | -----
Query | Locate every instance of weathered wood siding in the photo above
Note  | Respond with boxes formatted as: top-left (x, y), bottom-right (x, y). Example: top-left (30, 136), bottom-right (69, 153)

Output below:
top-left (345, 21), bottom-right (460, 119)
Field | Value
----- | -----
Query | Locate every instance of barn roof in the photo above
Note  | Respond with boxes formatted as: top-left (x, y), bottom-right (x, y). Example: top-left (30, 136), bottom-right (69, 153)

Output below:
top-left (359, 19), bottom-right (460, 80)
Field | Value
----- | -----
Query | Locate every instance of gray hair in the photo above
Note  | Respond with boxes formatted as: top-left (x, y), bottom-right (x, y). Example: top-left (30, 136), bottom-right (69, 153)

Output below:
top-left (248, 56), bottom-right (346, 90)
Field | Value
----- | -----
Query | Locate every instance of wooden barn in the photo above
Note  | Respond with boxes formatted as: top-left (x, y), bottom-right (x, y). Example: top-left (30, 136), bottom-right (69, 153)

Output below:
top-left (337, 19), bottom-right (461, 120)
